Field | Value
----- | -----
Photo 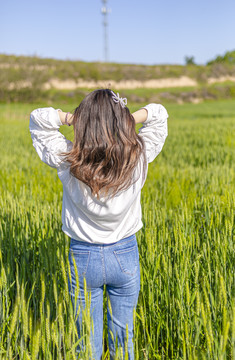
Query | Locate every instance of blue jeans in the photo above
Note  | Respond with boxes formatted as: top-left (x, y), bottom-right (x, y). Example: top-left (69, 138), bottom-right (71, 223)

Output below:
top-left (67, 234), bottom-right (140, 360)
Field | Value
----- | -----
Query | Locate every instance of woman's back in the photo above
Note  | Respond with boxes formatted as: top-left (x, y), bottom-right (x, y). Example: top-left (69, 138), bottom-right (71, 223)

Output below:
top-left (57, 152), bottom-right (146, 243)
top-left (29, 95), bottom-right (168, 243)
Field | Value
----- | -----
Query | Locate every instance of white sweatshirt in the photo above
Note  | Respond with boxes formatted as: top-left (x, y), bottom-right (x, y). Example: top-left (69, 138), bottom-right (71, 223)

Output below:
top-left (29, 103), bottom-right (168, 244)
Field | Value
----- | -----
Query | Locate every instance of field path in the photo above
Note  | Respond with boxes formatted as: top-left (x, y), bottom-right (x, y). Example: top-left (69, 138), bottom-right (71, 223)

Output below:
top-left (42, 76), bottom-right (198, 90)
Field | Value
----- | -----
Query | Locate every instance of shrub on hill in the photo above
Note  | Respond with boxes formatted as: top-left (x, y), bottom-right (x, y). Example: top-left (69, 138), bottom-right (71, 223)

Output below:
top-left (207, 50), bottom-right (235, 65)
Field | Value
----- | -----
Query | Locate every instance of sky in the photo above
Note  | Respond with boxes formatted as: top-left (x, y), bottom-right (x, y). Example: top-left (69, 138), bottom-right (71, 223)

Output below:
top-left (1, 0), bottom-right (235, 65)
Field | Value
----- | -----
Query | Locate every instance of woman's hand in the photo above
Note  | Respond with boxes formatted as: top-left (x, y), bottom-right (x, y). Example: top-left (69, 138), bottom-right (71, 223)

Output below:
top-left (132, 108), bottom-right (148, 124)
top-left (58, 110), bottom-right (74, 126)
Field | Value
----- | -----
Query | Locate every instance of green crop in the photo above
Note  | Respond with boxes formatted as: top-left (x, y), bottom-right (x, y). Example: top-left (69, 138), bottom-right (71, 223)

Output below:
top-left (0, 100), bottom-right (234, 359)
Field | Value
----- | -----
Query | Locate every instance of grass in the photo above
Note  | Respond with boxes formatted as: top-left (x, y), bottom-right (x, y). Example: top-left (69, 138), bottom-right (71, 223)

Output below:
top-left (1, 53), bottom-right (235, 83)
top-left (0, 99), bottom-right (234, 359)
top-left (1, 83), bottom-right (235, 105)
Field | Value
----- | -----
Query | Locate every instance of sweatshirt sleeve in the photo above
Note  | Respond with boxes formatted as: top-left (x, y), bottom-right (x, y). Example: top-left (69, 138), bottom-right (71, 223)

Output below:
top-left (29, 107), bottom-right (73, 168)
top-left (138, 103), bottom-right (168, 163)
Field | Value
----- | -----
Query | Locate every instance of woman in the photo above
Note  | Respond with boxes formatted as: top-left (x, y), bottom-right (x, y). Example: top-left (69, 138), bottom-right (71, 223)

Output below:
top-left (29, 89), bottom-right (168, 359)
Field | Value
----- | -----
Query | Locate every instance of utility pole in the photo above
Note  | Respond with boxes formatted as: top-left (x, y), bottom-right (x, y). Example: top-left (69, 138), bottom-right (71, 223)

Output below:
top-left (101, 0), bottom-right (110, 62)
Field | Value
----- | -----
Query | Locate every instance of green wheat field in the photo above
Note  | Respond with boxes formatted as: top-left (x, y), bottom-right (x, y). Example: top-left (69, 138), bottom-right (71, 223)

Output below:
top-left (0, 99), bottom-right (234, 359)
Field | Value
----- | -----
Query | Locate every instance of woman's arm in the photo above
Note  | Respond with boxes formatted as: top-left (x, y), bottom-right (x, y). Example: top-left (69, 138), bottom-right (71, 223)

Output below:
top-left (132, 108), bottom-right (148, 124)
top-left (29, 107), bottom-right (73, 168)
top-left (137, 104), bottom-right (168, 163)
top-left (58, 110), bottom-right (74, 125)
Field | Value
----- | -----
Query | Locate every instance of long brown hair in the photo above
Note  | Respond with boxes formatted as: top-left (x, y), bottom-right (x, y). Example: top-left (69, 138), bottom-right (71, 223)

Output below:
top-left (64, 89), bottom-right (147, 199)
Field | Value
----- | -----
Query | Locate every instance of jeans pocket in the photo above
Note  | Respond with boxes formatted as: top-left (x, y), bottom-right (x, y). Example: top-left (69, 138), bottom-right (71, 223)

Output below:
top-left (69, 249), bottom-right (90, 276)
top-left (114, 246), bottom-right (138, 276)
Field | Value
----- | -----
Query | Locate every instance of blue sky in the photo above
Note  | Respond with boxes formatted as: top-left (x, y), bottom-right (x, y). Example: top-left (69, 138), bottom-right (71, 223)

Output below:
top-left (1, 0), bottom-right (235, 65)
